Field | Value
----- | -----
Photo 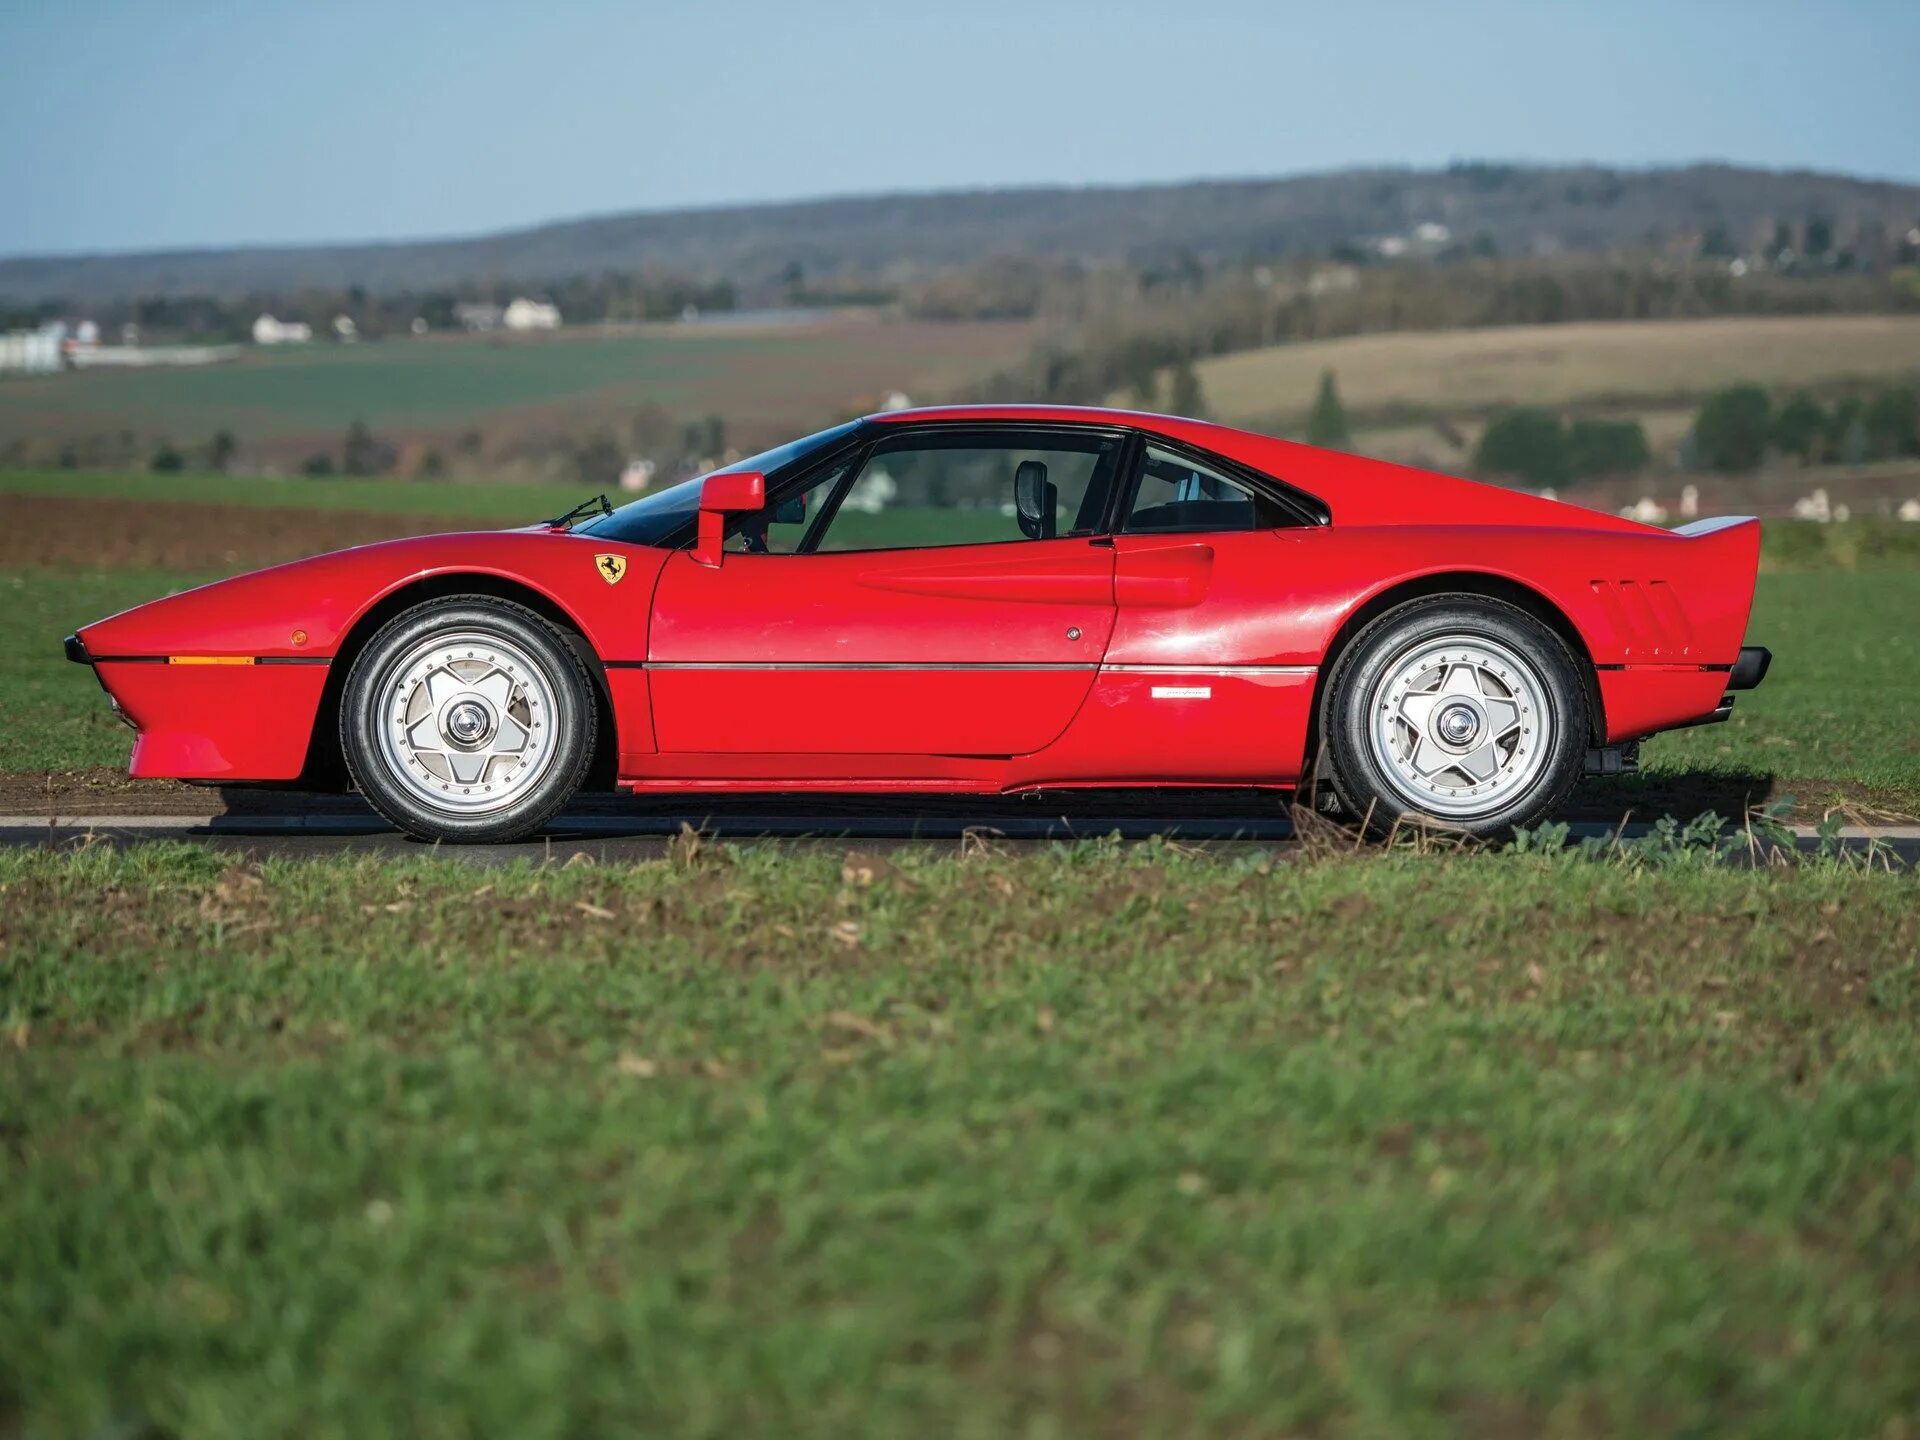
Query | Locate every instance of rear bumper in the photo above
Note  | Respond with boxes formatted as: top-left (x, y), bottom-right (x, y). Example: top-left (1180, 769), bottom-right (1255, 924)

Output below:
top-left (1729, 645), bottom-right (1771, 691)
top-left (1598, 645), bottom-right (1769, 744)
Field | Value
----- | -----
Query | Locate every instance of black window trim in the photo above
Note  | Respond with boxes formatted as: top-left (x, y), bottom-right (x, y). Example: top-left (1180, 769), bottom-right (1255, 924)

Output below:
top-left (661, 418), bottom-right (1330, 553)
top-left (1116, 433), bottom-right (1331, 532)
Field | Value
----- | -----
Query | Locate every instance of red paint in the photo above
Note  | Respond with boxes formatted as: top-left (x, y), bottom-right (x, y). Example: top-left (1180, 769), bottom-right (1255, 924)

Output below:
top-left (68, 407), bottom-right (1766, 795)
top-left (102, 661), bottom-right (328, 781)
top-left (694, 469), bottom-right (765, 566)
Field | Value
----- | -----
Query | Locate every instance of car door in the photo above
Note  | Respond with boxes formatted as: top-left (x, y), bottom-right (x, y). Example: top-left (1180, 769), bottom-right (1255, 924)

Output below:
top-left (1013, 438), bottom-right (1327, 786)
top-left (647, 425), bottom-right (1126, 755)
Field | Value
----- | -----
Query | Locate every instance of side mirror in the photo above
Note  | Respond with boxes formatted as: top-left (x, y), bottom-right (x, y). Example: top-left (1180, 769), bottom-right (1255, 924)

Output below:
top-left (772, 495), bottom-right (807, 526)
top-left (693, 470), bottom-right (766, 567)
top-left (1014, 460), bottom-right (1055, 541)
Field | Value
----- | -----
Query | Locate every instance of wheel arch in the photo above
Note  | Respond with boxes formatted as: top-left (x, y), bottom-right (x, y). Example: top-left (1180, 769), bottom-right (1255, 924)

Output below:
top-left (298, 572), bottom-right (619, 792)
top-left (1304, 570), bottom-right (1604, 780)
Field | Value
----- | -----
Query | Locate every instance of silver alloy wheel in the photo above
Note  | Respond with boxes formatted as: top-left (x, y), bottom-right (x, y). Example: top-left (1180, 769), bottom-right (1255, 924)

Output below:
top-left (1366, 632), bottom-right (1553, 819)
top-left (375, 630), bottom-right (558, 814)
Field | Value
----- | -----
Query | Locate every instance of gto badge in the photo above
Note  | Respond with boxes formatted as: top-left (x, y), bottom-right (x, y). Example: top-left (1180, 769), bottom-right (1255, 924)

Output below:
top-left (594, 553), bottom-right (627, 586)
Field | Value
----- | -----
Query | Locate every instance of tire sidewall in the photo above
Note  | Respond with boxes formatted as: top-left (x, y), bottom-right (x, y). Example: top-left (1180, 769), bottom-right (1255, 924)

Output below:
top-left (342, 599), bottom-right (594, 842)
top-left (1324, 597), bottom-right (1588, 838)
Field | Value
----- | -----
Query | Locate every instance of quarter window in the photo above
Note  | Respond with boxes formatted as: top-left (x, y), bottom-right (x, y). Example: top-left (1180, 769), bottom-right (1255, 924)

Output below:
top-left (1121, 444), bottom-right (1291, 534)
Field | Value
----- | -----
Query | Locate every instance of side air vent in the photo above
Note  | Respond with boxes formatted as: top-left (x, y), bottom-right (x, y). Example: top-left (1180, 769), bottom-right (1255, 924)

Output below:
top-left (1588, 579), bottom-right (1696, 660)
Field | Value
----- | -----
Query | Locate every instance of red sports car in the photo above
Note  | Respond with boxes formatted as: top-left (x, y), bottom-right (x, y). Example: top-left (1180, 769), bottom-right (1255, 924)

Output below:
top-left (66, 406), bottom-right (1770, 842)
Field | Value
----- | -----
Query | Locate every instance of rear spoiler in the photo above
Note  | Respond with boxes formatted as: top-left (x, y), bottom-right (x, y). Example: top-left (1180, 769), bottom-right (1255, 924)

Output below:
top-left (1673, 515), bottom-right (1757, 538)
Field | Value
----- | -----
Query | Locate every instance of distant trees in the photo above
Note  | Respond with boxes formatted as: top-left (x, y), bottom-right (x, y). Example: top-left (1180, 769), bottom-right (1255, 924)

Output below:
top-left (1689, 382), bottom-right (1918, 472)
top-left (966, 252), bottom-right (1904, 411)
top-left (342, 420), bottom-right (397, 477)
top-left (1771, 391), bottom-right (1827, 464)
top-left (207, 429), bottom-right (237, 473)
top-left (1166, 359), bottom-right (1206, 419)
top-left (682, 415), bottom-right (727, 464)
top-left (1864, 386), bottom-right (1920, 458)
top-left (572, 432), bottom-right (625, 489)
top-left (1474, 409), bottom-right (1651, 486)
top-left (148, 442), bottom-right (183, 474)
top-left (1690, 385), bottom-right (1773, 472)
top-left (1305, 370), bottom-right (1350, 448)
top-left (1474, 409), bottom-right (1568, 485)
top-left (1563, 418), bottom-right (1652, 479)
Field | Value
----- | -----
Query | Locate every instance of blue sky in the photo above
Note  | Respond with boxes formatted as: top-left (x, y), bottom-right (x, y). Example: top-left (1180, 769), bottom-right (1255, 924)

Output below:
top-left (3, 0), bottom-right (1916, 257)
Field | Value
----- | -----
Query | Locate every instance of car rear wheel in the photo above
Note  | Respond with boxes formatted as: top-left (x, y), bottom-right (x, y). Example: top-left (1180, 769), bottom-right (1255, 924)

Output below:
top-left (1321, 596), bottom-right (1589, 840)
top-left (342, 597), bottom-right (596, 843)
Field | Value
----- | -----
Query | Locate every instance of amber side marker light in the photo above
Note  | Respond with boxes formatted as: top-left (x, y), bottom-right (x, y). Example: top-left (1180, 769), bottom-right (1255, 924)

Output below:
top-left (167, 656), bottom-right (255, 666)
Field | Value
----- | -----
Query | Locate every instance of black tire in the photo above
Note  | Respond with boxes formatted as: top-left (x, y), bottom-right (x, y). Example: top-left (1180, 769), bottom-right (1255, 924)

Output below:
top-left (1320, 595), bottom-right (1589, 840)
top-left (341, 597), bottom-right (597, 843)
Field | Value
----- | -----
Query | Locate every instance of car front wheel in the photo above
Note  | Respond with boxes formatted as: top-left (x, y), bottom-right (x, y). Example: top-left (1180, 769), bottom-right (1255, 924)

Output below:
top-left (1321, 596), bottom-right (1589, 839)
top-left (341, 597), bottom-right (596, 843)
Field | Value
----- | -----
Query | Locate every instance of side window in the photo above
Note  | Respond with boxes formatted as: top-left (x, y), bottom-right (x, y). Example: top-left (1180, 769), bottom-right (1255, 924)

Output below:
top-left (1122, 444), bottom-right (1290, 535)
top-left (725, 458), bottom-right (856, 554)
top-left (798, 431), bottom-right (1122, 553)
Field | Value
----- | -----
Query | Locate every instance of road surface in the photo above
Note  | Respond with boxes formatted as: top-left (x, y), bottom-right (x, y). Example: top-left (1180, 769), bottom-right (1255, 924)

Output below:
top-left (3, 792), bottom-right (1914, 865)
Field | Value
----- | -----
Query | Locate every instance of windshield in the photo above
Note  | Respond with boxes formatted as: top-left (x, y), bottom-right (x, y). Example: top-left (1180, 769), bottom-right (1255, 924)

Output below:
top-left (571, 420), bottom-right (863, 547)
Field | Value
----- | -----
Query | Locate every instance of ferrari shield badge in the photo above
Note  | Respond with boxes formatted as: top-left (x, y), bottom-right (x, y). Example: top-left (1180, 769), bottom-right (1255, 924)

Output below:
top-left (594, 553), bottom-right (627, 586)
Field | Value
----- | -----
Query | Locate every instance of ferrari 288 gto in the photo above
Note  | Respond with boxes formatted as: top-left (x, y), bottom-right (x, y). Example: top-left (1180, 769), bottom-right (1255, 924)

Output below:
top-left (65, 406), bottom-right (1770, 841)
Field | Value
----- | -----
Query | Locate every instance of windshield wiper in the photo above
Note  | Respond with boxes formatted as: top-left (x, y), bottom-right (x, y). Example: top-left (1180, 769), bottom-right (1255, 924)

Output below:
top-left (545, 493), bottom-right (614, 529)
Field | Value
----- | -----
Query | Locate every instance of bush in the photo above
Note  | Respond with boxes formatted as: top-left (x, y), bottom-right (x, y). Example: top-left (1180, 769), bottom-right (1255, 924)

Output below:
top-left (1771, 391), bottom-right (1827, 464)
top-left (148, 443), bottom-right (183, 474)
top-left (1863, 386), bottom-right (1919, 459)
top-left (1473, 408), bottom-right (1567, 485)
top-left (1166, 359), bottom-right (1207, 419)
top-left (1563, 418), bottom-right (1651, 479)
top-left (1691, 385), bottom-right (1772, 473)
top-left (1305, 369), bottom-right (1350, 448)
top-left (342, 420), bottom-right (397, 477)
top-left (301, 453), bottom-right (336, 477)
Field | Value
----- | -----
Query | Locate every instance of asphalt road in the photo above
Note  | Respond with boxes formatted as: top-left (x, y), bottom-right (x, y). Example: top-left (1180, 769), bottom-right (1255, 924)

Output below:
top-left (4, 793), bottom-right (1916, 865)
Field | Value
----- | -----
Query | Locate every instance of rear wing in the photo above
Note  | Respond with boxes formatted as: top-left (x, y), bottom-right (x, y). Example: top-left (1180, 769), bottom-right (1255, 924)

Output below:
top-left (1673, 515), bottom-right (1758, 539)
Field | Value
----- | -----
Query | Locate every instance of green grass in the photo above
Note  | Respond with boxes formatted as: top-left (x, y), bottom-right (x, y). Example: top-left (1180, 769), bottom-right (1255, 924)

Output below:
top-left (2, 842), bottom-right (1916, 1437)
top-left (2, 568), bottom-right (220, 773)
top-left (1639, 571), bottom-right (1920, 809)
top-left (0, 467), bottom-right (579, 521)
top-left (0, 332), bottom-right (843, 436)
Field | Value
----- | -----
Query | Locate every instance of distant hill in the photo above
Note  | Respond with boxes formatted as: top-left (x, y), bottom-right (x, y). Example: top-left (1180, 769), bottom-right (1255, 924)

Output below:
top-left (5, 163), bottom-right (1919, 304)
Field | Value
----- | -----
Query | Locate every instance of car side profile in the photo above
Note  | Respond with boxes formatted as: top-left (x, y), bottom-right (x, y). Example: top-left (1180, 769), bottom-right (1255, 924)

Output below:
top-left (66, 405), bottom-right (1770, 841)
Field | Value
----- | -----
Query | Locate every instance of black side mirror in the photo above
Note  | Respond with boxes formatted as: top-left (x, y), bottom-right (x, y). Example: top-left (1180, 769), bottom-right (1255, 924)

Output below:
top-left (1014, 460), bottom-right (1055, 540)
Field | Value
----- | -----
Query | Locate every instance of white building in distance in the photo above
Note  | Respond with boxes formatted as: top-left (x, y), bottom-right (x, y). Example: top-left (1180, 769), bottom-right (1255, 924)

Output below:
top-left (253, 314), bottom-right (313, 345)
top-left (502, 298), bottom-right (561, 331)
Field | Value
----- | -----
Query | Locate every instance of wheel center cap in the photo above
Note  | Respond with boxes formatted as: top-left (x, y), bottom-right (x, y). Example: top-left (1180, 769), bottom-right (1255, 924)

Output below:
top-left (1436, 702), bottom-right (1480, 746)
top-left (444, 698), bottom-right (493, 746)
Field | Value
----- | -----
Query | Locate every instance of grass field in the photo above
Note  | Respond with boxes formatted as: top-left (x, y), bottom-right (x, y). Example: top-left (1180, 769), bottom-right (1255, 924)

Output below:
top-left (0, 316), bottom-right (1032, 465)
top-left (1185, 315), bottom-right (1920, 434)
top-left (0, 466), bottom-right (576, 521)
top-left (5, 492), bottom-right (1918, 1435)
top-left (3, 840), bottom-right (1917, 1437)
